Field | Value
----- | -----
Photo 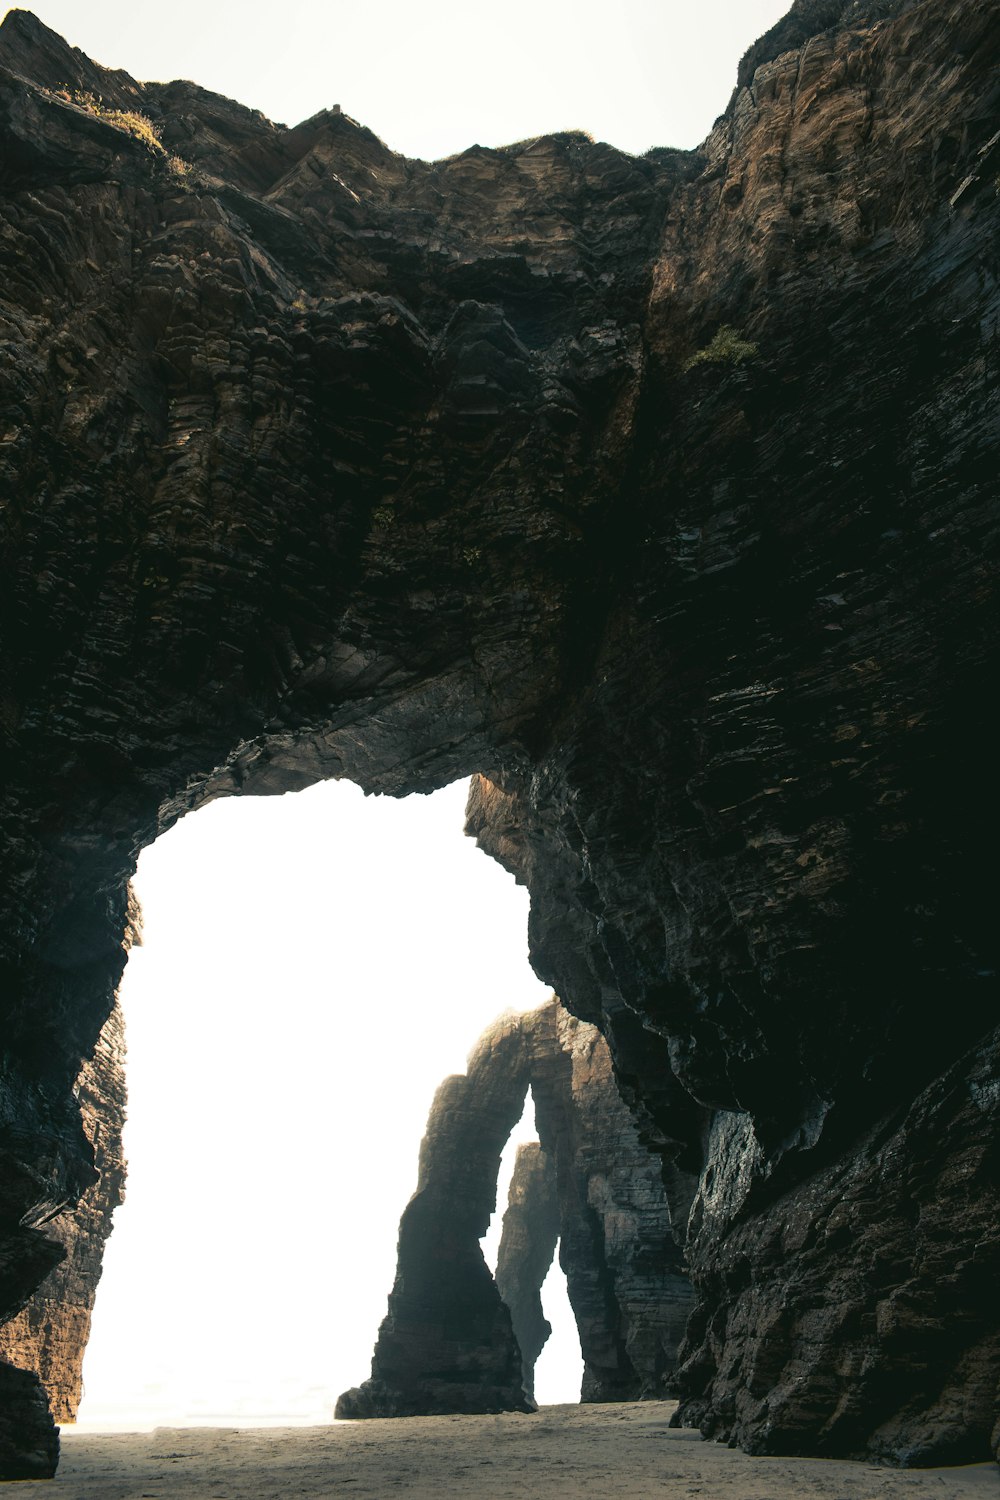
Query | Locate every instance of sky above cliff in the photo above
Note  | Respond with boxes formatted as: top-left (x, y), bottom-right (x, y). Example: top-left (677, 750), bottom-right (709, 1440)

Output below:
top-left (15, 0), bottom-right (790, 158)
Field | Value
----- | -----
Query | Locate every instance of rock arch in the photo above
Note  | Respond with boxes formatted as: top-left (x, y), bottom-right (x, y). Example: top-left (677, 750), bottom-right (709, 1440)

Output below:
top-left (335, 1000), bottom-right (694, 1417)
top-left (1, 0), bottom-right (998, 1477)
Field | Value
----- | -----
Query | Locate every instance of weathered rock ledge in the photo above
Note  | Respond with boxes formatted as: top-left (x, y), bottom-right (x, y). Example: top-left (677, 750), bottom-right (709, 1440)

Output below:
top-left (0, 0), bottom-right (998, 1475)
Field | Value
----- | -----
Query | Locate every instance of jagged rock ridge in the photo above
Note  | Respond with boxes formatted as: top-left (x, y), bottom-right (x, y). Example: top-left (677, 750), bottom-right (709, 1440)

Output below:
top-left (0, 0), bottom-right (997, 1475)
top-left (336, 1000), bottom-right (692, 1417)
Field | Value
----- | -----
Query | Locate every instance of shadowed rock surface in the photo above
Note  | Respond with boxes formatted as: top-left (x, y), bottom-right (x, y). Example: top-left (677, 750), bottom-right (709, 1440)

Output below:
top-left (495, 1144), bottom-right (560, 1405)
top-left (0, 1360), bottom-right (59, 1480)
top-left (0, 0), bottom-right (998, 1473)
top-left (335, 1014), bottom-right (532, 1418)
top-left (338, 1000), bottom-right (693, 1416)
top-left (0, 999), bottom-right (126, 1424)
top-left (536, 1004), bottom-right (694, 1403)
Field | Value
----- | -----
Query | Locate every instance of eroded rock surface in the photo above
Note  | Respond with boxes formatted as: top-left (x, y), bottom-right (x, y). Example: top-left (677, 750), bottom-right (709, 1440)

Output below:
top-left (1, 0), bottom-right (998, 1470)
top-left (536, 1004), bottom-right (693, 1403)
top-left (495, 1144), bottom-right (559, 1405)
top-left (339, 1000), bottom-right (693, 1415)
top-left (0, 999), bottom-right (126, 1424)
top-left (673, 1026), bottom-right (1000, 1465)
top-left (0, 1361), bottom-right (59, 1480)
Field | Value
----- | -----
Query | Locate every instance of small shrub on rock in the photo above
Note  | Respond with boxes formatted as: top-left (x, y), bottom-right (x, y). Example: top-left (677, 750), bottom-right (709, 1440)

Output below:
top-left (683, 325), bottom-right (759, 371)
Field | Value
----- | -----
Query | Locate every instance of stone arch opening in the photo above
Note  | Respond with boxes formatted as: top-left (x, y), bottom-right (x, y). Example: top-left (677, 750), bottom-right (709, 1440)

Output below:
top-left (335, 1001), bottom-right (694, 1419)
top-left (4, 778), bottom-right (551, 1428)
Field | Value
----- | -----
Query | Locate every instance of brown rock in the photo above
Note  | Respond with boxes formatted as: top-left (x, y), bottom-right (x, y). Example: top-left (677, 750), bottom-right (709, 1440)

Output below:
top-left (672, 1025), bottom-right (1000, 1464)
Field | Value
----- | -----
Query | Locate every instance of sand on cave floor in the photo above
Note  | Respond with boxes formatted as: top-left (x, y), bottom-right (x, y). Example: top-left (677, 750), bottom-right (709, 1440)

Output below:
top-left (27, 1403), bottom-right (1000, 1500)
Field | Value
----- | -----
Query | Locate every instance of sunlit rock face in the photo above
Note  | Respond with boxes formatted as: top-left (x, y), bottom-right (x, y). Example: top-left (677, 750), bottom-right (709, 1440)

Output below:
top-left (336, 1000), bottom-right (692, 1417)
top-left (0, 0), bottom-right (998, 1474)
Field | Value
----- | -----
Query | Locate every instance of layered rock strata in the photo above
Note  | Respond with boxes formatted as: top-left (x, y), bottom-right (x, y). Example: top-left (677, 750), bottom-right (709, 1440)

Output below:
top-left (0, 0), bottom-right (998, 1472)
top-left (494, 1144), bottom-right (559, 1404)
top-left (337, 1000), bottom-right (693, 1416)
top-left (0, 999), bottom-right (127, 1424)
top-left (674, 1025), bottom-right (1000, 1465)
top-left (528, 1001), bottom-right (694, 1403)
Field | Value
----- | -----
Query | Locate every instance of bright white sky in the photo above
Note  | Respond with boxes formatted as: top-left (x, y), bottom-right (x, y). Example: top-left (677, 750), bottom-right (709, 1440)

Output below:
top-left (79, 780), bottom-right (564, 1425)
top-left (12, 0), bottom-right (792, 1429)
top-left (13, 0), bottom-right (790, 158)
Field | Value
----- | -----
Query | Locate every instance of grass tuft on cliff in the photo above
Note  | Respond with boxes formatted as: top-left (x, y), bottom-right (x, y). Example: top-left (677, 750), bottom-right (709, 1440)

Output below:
top-left (683, 325), bottom-right (758, 372)
top-left (60, 89), bottom-right (190, 177)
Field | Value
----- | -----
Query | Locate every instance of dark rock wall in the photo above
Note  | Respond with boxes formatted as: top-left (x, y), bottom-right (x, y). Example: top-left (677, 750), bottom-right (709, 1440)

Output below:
top-left (675, 1026), bottom-right (1000, 1465)
top-left (541, 1004), bottom-right (693, 1401)
top-left (0, 1361), bottom-right (59, 1481)
top-left (339, 1000), bottom-right (692, 1415)
top-left (462, 0), bottom-right (1000, 1461)
top-left (0, 998), bottom-right (127, 1423)
top-left (494, 1143), bottom-right (559, 1405)
top-left (0, 0), bottom-right (997, 1471)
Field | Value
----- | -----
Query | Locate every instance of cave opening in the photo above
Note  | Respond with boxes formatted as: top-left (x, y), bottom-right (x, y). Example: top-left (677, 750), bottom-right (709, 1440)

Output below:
top-left (73, 778), bottom-right (556, 1428)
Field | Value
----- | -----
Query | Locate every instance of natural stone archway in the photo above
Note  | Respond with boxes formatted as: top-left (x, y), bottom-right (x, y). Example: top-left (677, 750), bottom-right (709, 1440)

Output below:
top-left (1, 0), bottom-right (999, 1476)
top-left (336, 999), bottom-right (695, 1417)
top-left (335, 1013), bottom-right (532, 1418)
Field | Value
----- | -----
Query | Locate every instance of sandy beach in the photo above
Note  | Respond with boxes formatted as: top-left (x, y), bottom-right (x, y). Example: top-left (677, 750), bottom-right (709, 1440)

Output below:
top-left (19, 1404), bottom-right (998, 1499)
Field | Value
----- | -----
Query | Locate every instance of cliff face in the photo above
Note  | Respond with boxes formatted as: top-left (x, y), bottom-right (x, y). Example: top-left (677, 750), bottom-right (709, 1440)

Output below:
top-left (0, 999), bottom-right (126, 1423)
top-left (676, 1029), bottom-right (1000, 1464)
top-left (528, 1002), bottom-right (694, 1403)
top-left (0, 0), bottom-right (997, 1475)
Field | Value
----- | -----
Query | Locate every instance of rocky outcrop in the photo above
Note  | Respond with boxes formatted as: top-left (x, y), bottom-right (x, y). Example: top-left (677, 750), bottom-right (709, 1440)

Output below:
top-left (672, 1025), bottom-right (1000, 1464)
top-left (0, 999), bottom-right (127, 1424)
top-left (536, 1005), bottom-right (694, 1402)
top-left (1, 0), bottom-right (998, 1472)
top-left (335, 1014), bottom-right (532, 1418)
top-left (494, 1144), bottom-right (559, 1404)
top-left (338, 1000), bottom-right (692, 1415)
top-left (0, 1362), bottom-right (59, 1480)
